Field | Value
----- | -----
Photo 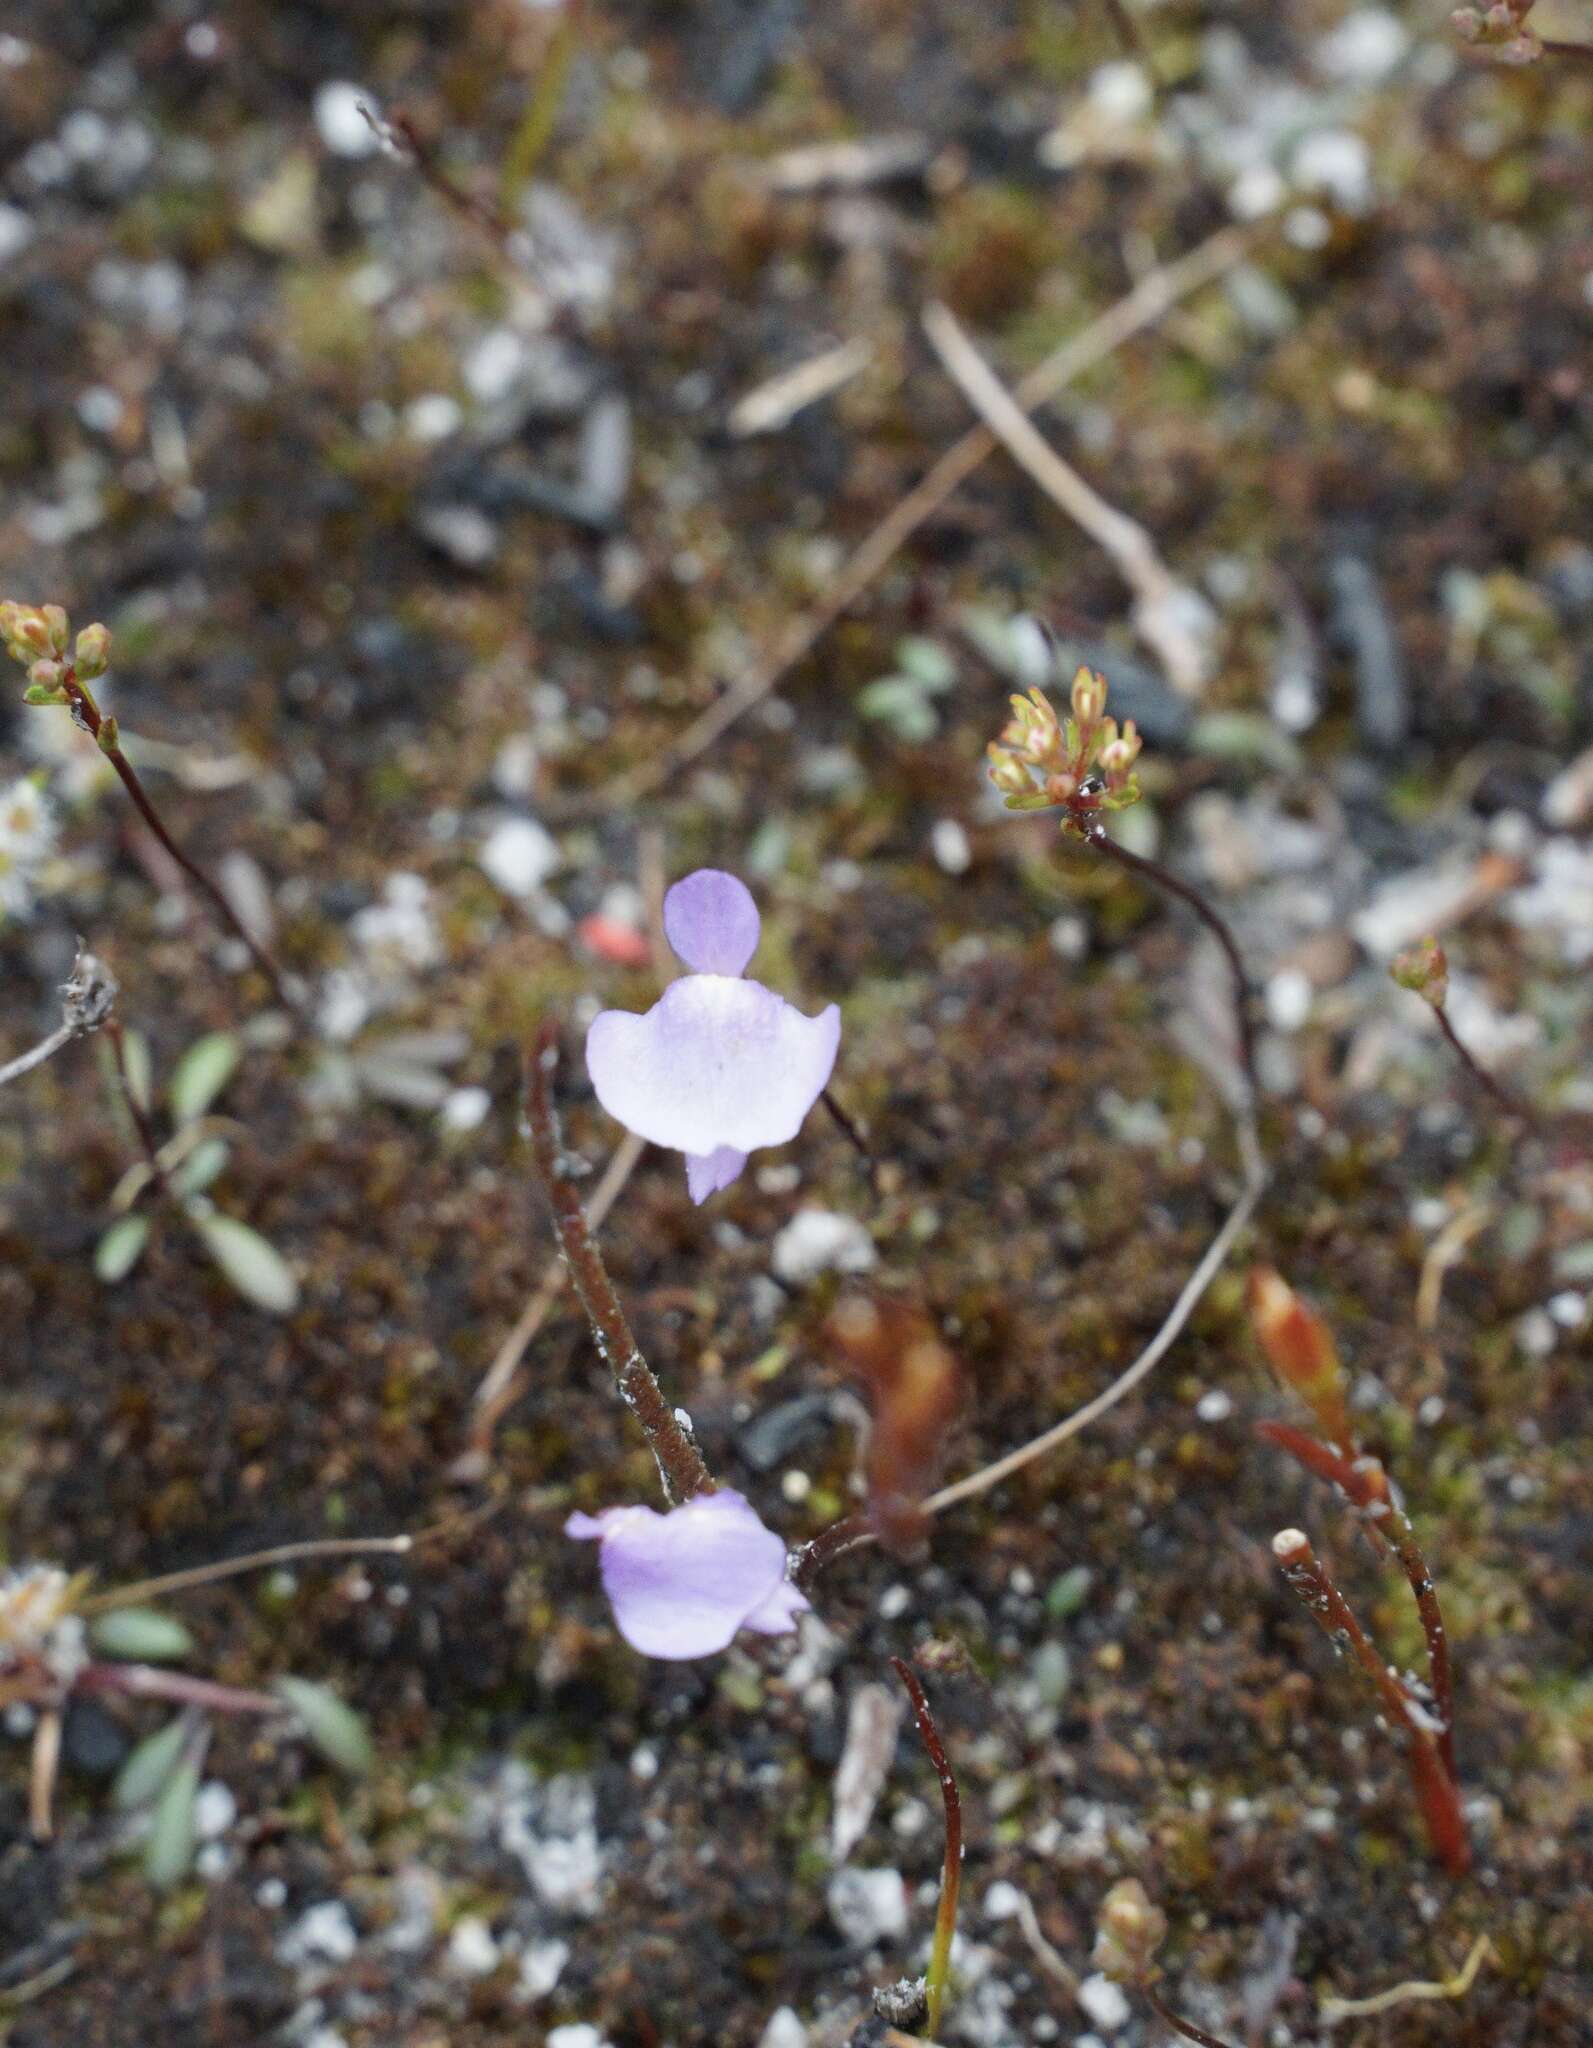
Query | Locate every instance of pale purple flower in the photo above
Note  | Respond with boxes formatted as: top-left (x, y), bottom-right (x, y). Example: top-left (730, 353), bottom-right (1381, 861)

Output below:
top-left (585, 869), bottom-right (840, 1202)
top-left (566, 1489), bottom-right (809, 1659)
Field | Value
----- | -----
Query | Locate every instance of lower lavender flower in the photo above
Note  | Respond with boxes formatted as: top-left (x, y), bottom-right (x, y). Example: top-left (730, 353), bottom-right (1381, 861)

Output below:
top-left (566, 1489), bottom-right (809, 1659)
top-left (585, 868), bottom-right (840, 1202)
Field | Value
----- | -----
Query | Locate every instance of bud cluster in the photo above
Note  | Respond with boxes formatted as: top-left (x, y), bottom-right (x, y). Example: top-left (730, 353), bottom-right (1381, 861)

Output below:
top-left (0, 598), bottom-right (114, 706)
top-left (0, 1564), bottom-right (91, 1689)
top-left (1451, 0), bottom-right (1540, 60)
top-left (986, 666), bottom-right (1142, 837)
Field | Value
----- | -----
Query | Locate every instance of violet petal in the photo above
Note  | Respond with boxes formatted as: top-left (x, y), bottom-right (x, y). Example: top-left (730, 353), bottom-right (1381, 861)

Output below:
top-left (664, 869), bottom-right (761, 977)
top-left (586, 981), bottom-right (840, 1158)
top-left (741, 1575), bottom-right (811, 1636)
top-left (569, 1490), bottom-right (799, 1660)
top-left (686, 1145), bottom-right (748, 1204)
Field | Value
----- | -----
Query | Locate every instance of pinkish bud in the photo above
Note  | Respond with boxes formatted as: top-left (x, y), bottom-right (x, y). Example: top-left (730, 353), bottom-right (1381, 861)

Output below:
top-left (74, 622), bottom-right (112, 680)
top-left (1390, 935), bottom-right (1448, 1009)
top-left (40, 604), bottom-right (69, 656)
top-left (1, 604), bottom-right (54, 662)
top-left (1092, 1878), bottom-right (1167, 1982)
top-left (1070, 665), bottom-right (1107, 730)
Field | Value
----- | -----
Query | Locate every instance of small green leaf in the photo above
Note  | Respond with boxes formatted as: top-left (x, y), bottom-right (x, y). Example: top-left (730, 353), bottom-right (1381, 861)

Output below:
top-left (190, 1211), bottom-right (299, 1314)
top-left (168, 1032), bottom-right (240, 1123)
top-left (144, 1754), bottom-right (201, 1888)
top-left (170, 1136), bottom-right (230, 1198)
top-left (894, 635), bottom-right (957, 691)
top-left (90, 1607), bottom-right (195, 1664)
top-left (274, 1676), bottom-right (373, 1776)
top-left (121, 1029), bottom-right (153, 1115)
top-left (1045, 1565), bottom-right (1093, 1620)
top-left (95, 1213), bottom-right (150, 1283)
top-left (111, 1716), bottom-right (191, 1813)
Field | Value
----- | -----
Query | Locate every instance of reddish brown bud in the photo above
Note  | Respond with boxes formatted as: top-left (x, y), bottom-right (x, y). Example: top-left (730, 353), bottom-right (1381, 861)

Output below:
top-left (1249, 1267), bottom-right (1354, 1450)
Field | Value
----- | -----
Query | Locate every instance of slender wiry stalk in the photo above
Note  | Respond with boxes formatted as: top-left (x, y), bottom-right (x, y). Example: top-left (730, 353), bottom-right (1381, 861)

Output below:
top-left (76, 1661), bottom-right (284, 1717)
top-left (81, 1533), bottom-right (415, 1614)
top-left (1138, 1980), bottom-right (1237, 2048)
top-left (1258, 1421), bottom-right (1454, 1778)
top-left (891, 1659), bottom-right (962, 2040)
top-left (1271, 1529), bottom-right (1469, 1876)
top-left (794, 1158), bottom-right (1264, 1592)
top-left (1086, 824), bottom-right (1257, 1099)
top-left (1431, 1003), bottom-right (1537, 1130)
top-left (0, 1019), bottom-right (78, 1088)
top-left (822, 1085), bottom-right (872, 1160)
top-left (526, 1023), bottom-right (714, 1505)
top-left (56, 669), bottom-right (301, 1015)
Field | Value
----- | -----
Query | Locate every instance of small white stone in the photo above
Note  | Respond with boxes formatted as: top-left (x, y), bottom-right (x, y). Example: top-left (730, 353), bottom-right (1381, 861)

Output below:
top-left (1196, 1388), bottom-right (1233, 1423)
top-left (547, 2027), bottom-right (611, 2048)
top-left (1292, 129), bottom-right (1373, 213)
top-left (1087, 59), bottom-right (1153, 122)
top-left (479, 815), bottom-right (562, 897)
top-left (256, 1877), bottom-right (288, 1909)
top-left (517, 1937), bottom-right (570, 2001)
top-left (1316, 8), bottom-right (1409, 80)
top-left (982, 1880), bottom-right (1024, 1921)
top-left (447, 1915), bottom-right (501, 1977)
top-left (1516, 1308), bottom-right (1556, 1359)
top-left (770, 1209), bottom-right (876, 1284)
top-left (314, 81), bottom-right (380, 158)
top-left (758, 2009), bottom-right (809, 2048)
top-left (277, 1899), bottom-right (358, 1967)
top-left (194, 1780), bottom-right (237, 1840)
top-left (1265, 968), bottom-right (1313, 1033)
top-left (442, 1086), bottom-right (491, 1132)
top-left (930, 818), bottom-right (971, 875)
top-left (405, 392), bottom-right (463, 443)
top-left (1547, 1290), bottom-right (1587, 1329)
top-left (466, 327), bottom-right (530, 405)
top-left (827, 1867), bottom-right (909, 1947)
top-left (1077, 1973), bottom-right (1132, 2031)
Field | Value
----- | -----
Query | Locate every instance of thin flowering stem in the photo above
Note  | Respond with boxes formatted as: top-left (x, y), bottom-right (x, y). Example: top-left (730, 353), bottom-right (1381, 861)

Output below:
top-left (0, 1019), bottom-right (79, 1089)
top-left (1431, 1002), bottom-right (1538, 1129)
top-left (822, 1084), bottom-right (872, 1161)
top-left (0, 943), bottom-right (117, 1090)
top-left (1137, 1980), bottom-right (1237, 2048)
top-left (526, 1022), bottom-right (715, 1505)
top-left (1085, 823), bottom-right (1258, 1100)
top-left (54, 663), bottom-right (302, 1017)
top-left (891, 1658), bottom-right (962, 2040)
top-left (80, 1532), bottom-right (416, 1613)
top-left (76, 1661), bottom-right (285, 1717)
top-left (1271, 1529), bottom-right (1469, 1876)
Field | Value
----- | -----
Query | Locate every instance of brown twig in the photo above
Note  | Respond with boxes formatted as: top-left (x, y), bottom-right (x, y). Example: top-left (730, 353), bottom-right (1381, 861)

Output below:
top-left (890, 1659), bottom-right (962, 2039)
top-left (525, 1022), bottom-right (714, 1504)
top-left (28, 1709), bottom-right (62, 1842)
top-left (1270, 1529), bottom-right (1469, 1876)
top-left (1086, 824), bottom-right (1258, 1100)
top-left (1431, 1003), bottom-right (1538, 1130)
top-left (921, 301), bottom-right (1212, 698)
top-left (76, 1661), bottom-right (284, 1716)
top-left (596, 226), bottom-right (1252, 807)
top-left (56, 669), bottom-right (301, 1016)
top-left (822, 1085), bottom-right (872, 1161)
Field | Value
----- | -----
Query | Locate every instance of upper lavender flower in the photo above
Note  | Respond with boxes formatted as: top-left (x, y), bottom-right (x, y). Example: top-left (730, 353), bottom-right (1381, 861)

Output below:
top-left (566, 1489), bottom-right (809, 1659)
top-left (585, 868), bottom-right (840, 1203)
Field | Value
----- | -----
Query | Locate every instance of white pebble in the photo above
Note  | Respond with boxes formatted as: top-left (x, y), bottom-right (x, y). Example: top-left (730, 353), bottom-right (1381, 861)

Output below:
top-left (1196, 1389), bottom-right (1233, 1423)
top-left (827, 1867), bottom-right (909, 1947)
top-left (442, 1086), bottom-right (491, 1132)
top-left (479, 815), bottom-right (562, 897)
top-left (194, 1780), bottom-right (237, 1840)
top-left (277, 1899), bottom-right (358, 1967)
top-left (314, 81), bottom-right (380, 158)
top-left (1265, 968), bottom-right (1313, 1033)
top-left (770, 1209), bottom-right (876, 1284)
top-left (1077, 1973), bottom-right (1132, 2031)
top-left (548, 2028), bottom-right (612, 2048)
top-left (758, 2010), bottom-right (809, 2048)
top-left (447, 1915), bottom-right (500, 1977)
top-left (930, 818), bottom-right (971, 875)
top-left (517, 1937), bottom-right (570, 2001)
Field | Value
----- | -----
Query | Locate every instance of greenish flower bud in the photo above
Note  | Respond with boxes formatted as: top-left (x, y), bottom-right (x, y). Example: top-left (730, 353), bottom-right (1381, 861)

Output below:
top-left (74, 621), bottom-right (112, 679)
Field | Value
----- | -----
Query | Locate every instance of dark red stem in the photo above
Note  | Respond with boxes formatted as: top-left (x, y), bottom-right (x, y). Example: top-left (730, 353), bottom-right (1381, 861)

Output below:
top-left (891, 1657), bottom-right (962, 2036)
top-left (525, 1023), bottom-right (714, 1504)
top-left (1433, 1003), bottom-right (1538, 1131)
top-left (1138, 1979), bottom-right (1238, 2048)
top-left (76, 1661), bottom-right (284, 1717)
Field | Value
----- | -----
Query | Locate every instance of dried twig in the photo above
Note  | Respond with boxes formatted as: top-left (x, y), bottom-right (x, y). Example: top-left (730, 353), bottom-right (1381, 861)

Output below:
top-left (598, 227), bottom-right (1251, 805)
top-left (922, 301), bottom-right (1213, 697)
top-left (1320, 1933), bottom-right (1493, 2024)
top-left (525, 1023), bottom-right (714, 1504)
top-left (0, 944), bottom-right (116, 1089)
top-left (80, 1533), bottom-right (416, 1615)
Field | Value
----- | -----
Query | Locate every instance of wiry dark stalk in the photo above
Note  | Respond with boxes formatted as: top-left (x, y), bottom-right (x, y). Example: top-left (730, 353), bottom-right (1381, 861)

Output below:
top-left (526, 1023), bottom-right (714, 1505)
top-left (792, 1513), bottom-right (874, 1592)
top-left (891, 1658), bottom-right (962, 2039)
top-left (57, 671), bottom-right (301, 1016)
top-left (822, 1085), bottom-right (872, 1161)
top-left (1137, 1980), bottom-right (1237, 2048)
top-left (1271, 1529), bottom-right (1469, 1876)
top-left (1086, 823), bottom-right (1257, 1098)
top-left (1432, 1003), bottom-right (1538, 1131)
